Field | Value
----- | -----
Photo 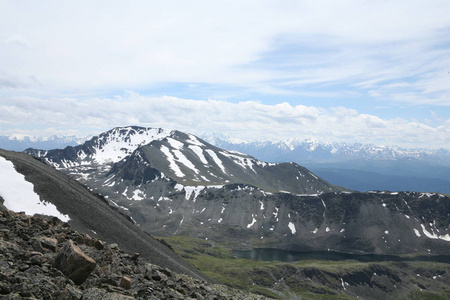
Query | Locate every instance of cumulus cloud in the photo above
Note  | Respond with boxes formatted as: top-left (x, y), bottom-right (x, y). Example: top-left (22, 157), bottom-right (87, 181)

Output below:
top-left (1, 93), bottom-right (449, 148)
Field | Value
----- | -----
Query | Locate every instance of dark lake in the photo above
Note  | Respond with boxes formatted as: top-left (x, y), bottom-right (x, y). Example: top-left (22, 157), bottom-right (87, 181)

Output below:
top-left (232, 248), bottom-right (450, 264)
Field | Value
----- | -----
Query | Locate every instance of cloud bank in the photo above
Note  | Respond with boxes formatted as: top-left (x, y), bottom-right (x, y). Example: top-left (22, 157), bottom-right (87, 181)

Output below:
top-left (1, 1), bottom-right (449, 149)
top-left (1, 93), bottom-right (449, 148)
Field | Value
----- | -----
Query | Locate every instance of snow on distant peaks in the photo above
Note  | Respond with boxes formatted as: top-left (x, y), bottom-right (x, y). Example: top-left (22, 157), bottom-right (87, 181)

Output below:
top-left (0, 157), bottom-right (70, 222)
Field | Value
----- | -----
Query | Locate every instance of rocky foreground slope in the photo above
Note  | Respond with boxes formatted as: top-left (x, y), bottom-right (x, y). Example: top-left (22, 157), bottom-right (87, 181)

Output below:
top-left (0, 201), bottom-right (266, 300)
top-left (0, 148), bottom-right (206, 281)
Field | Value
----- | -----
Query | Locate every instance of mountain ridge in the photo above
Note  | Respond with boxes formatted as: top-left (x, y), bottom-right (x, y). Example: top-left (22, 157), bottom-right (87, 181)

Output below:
top-left (26, 126), bottom-right (343, 195)
top-left (24, 126), bottom-right (450, 257)
top-left (205, 136), bottom-right (450, 164)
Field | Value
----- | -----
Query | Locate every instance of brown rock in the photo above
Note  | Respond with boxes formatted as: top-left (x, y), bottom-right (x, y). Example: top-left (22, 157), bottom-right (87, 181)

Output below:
top-left (119, 276), bottom-right (132, 290)
top-left (53, 240), bottom-right (96, 285)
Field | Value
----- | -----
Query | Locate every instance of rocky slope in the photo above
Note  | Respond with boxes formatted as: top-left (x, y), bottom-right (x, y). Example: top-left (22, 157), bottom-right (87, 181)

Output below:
top-left (111, 184), bottom-right (450, 256)
top-left (0, 203), bottom-right (267, 299)
top-left (0, 148), bottom-right (207, 281)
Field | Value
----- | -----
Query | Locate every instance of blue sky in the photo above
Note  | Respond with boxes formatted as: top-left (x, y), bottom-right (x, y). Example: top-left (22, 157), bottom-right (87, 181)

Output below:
top-left (1, 1), bottom-right (450, 148)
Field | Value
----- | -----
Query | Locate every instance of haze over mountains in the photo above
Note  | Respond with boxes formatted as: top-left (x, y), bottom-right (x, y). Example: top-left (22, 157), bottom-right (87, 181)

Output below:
top-left (23, 126), bottom-right (450, 257)
top-left (204, 136), bottom-right (450, 195)
top-left (0, 135), bottom-right (84, 151)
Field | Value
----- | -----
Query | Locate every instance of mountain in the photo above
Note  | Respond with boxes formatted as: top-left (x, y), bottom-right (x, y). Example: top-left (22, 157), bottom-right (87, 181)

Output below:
top-left (26, 126), bottom-right (342, 195)
top-left (205, 137), bottom-right (450, 194)
top-left (25, 126), bottom-right (450, 256)
top-left (0, 148), bottom-right (208, 281)
top-left (0, 135), bottom-right (85, 151)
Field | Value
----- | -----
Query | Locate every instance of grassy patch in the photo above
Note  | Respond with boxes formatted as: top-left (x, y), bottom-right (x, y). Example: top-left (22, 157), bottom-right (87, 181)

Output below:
top-left (159, 236), bottom-right (358, 299)
top-left (160, 236), bottom-right (450, 300)
top-left (409, 291), bottom-right (450, 300)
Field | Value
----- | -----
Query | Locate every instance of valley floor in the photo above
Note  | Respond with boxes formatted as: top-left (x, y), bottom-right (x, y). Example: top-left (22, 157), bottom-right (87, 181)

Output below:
top-left (162, 236), bottom-right (450, 300)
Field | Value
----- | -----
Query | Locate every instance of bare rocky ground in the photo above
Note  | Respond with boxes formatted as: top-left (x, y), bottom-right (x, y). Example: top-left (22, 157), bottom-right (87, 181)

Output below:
top-left (0, 202), bottom-right (267, 300)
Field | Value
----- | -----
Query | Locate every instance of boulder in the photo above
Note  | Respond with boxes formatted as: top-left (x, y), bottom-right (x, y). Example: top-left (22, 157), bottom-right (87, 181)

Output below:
top-left (53, 240), bottom-right (96, 285)
top-left (119, 276), bottom-right (132, 290)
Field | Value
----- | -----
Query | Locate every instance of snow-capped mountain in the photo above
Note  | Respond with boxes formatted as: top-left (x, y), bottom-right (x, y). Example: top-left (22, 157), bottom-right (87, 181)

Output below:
top-left (205, 137), bottom-right (450, 164)
top-left (0, 135), bottom-right (86, 151)
top-left (24, 126), bottom-right (450, 255)
top-left (27, 126), bottom-right (341, 195)
top-left (28, 127), bottom-right (172, 167)
top-left (204, 136), bottom-right (450, 194)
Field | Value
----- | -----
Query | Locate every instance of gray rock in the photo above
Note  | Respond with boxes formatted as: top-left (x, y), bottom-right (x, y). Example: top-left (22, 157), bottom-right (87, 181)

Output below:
top-left (31, 236), bottom-right (58, 252)
top-left (82, 288), bottom-right (134, 300)
top-left (53, 240), bottom-right (96, 285)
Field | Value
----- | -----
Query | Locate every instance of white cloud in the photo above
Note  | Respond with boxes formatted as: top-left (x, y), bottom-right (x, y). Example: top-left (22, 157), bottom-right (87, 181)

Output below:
top-left (1, 93), bottom-right (449, 148)
top-left (0, 1), bottom-right (449, 106)
top-left (1, 1), bottom-right (450, 148)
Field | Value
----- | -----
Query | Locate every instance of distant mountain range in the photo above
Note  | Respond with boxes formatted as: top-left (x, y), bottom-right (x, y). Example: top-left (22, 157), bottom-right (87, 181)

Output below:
top-left (3, 130), bottom-right (450, 193)
top-left (204, 136), bottom-right (450, 164)
top-left (0, 135), bottom-right (85, 151)
top-left (24, 126), bottom-right (450, 256)
top-left (202, 136), bottom-right (450, 194)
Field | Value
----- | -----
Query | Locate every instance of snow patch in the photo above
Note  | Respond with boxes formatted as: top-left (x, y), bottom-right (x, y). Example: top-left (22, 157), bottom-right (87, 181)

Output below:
top-left (259, 200), bottom-right (265, 210)
top-left (288, 222), bottom-right (296, 234)
top-left (132, 189), bottom-right (145, 201)
top-left (420, 224), bottom-right (450, 241)
top-left (0, 157), bottom-right (70, 222)
top-left (160, 145), bottom-right (185, 177)
top-left (247, 214), bottom-right (257, 228)
top-left (309, 172), bottom-right (318, 180)
top-left (188, 145), bottom-right (208, 164)
top-left (183, 186), bottom-right (205, 202)
top-left (186, 134), bottom-right (205, 147)
top-left (205, 150), bottom-right (227, 174)
top-left (91, 127), bottom-right (171, 164)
